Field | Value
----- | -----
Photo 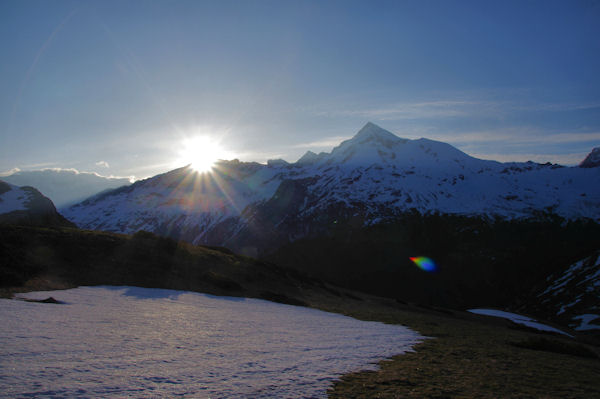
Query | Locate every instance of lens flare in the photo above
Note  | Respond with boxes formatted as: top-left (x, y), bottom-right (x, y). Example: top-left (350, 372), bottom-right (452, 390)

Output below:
top-left (409, 256), bottom-right (437, 272)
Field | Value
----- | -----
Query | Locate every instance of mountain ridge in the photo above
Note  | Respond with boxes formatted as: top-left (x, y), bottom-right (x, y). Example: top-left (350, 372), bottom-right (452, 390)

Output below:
top-left (62, 123), bottom-right (600, 247)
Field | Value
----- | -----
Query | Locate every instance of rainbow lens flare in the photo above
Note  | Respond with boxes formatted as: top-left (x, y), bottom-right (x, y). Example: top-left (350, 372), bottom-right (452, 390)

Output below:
top-left (410, 256), bottom-right (437, 272)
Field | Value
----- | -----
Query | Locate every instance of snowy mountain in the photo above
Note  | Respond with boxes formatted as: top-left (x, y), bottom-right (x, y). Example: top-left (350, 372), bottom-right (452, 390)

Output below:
top-left (580, 147), bottom-right (600, 168)
top-left (0, 181), bottom-right (31, 215)
top-left (0, 180), bottom-right (74, 227)
top-left (2, 169), bottom-right (131, 208)
top-left (519, 250), bottom-right (600, 332)
top-left (63, 122), bottom-right (600, 251)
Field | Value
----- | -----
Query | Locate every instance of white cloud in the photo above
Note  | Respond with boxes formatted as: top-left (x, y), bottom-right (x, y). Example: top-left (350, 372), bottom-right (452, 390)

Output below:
top-left (419, 129), bottom-right (600, 147)
top-left (43, 167), bottom-right (81, 174)
top-left (96, 160), bottom-right (110, 168)
top-left (319, 100), bottom-right (479, 120)
top-left (470, 151), bottom-right (589, 166)
top-left (518, 101), bottom-right (600, 112)
top-left (0, 167), bottom-right (20, 177)
top-left (314, 90), bottom-right (600, 124)
top-left (291, 136), bottom-right (351, 149)
top-left (1, 166), bottom-right (135, 182)
top-left (528, 132), bottom-right (600, 144)
top-left (19, 162), bottom-right (57, 169)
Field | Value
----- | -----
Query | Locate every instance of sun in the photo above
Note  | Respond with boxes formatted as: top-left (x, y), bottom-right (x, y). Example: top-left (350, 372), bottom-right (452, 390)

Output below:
top-left (179, 136), bottom-right (231, 172)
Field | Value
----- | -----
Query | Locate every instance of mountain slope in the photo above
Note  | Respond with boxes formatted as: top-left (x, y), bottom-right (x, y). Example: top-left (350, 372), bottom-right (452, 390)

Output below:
top-left (518, 250), bottom-right (600, 332)
top-left (2, 169), bottom-right (131, 208)
top-left (0, 180), bottom-right (74, 227)
top-left (580, 147), bottom-right (600, 168)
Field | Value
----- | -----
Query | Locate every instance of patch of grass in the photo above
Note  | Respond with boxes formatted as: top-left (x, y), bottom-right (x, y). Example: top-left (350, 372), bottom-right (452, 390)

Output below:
top-left (344, 291), bottom-right (363, 301)
top-left (202, 271), bottom-right (244, 291)
top-left (259, 290), bottom-right (307, 307)
top-left (326, 302), bottom-right (600, 398)
top-left (510, 337), bottom-right (599, 359)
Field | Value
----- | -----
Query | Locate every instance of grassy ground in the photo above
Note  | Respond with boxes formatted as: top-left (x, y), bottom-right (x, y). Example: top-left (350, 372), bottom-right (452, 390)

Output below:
top-left (309, 296), bottom-right (600, 398)
top-left (2, 225), bottom-right (599, 398)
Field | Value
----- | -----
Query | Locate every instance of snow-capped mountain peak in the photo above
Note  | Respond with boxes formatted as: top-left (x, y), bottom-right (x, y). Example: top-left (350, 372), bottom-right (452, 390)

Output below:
top-left (580, 147), bottom-right (600, 168)
top-left (350, 122), bottom-right (407, 145)
top-left (324, 122), bottom-right (476, 170)
top-left (297, 150), bottom-right (327, 165)
top-left (327, 122), bottom-right (407, 166)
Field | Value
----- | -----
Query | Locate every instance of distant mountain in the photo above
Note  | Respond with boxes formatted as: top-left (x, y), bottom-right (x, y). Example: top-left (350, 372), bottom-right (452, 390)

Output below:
top-left (580, 147), bottom-right (600, 168)
top-left (0, 180), bottom-right (74, 227)
top-left (2, 169), bottom-right (131, 208)
top-left (517, 250), bottom-right (600, 333)
top-left (63, 122), bottom-right (600, 250)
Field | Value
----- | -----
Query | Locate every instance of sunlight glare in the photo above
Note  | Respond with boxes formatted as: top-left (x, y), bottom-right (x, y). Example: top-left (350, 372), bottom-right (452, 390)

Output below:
top-left (179, 136), bottom-right (231, 172)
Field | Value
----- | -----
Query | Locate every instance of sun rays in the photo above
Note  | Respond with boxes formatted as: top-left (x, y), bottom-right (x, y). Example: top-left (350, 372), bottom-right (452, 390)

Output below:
top-left (161, 128), bottom-right (247, 218)
top-left (178, 136), bottom-right (231, 173)
top-left (163, 161), bottom-right (245, 218)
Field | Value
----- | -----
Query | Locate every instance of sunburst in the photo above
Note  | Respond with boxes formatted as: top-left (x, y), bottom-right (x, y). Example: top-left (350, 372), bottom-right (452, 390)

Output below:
top-left (178, 136), bottom-right (231, 172)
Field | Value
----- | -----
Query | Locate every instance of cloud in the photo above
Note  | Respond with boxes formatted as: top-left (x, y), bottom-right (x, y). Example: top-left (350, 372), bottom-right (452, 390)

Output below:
top-left (518, 101), bottom-right (600, 112)
top-left (529, 132), bottom-right (600, 144)
top-left (233, 150), bottom-right (287, 164)
top-left (319, 100), bottom-right (479, 121)
top-left (291, 136), bottom-right (351, 149)
top-left (0, 167), bottom-right (20, 176)
top-left (450, 128), bottom-right (600, 146)
top-left (45, 168), bottom-right (135, 182)
top-left (432, 129), bottom-right (598, 166)
top-left (1, 166), bottom-right (134, 182)
top-left (324, 99), bottom-right (600, 122)
top-left (96, 160), bottom-right (110, 168)
top-left (18, 162), bottom-right (58, 169)
top-left (429, 130), bottom-right (600, 146)
top-left (46, 168), bottom-right (83, 175)
top-left (470, 151), bottom-right (589, 166)
top-left (314, 89), bottom-right (600, 124)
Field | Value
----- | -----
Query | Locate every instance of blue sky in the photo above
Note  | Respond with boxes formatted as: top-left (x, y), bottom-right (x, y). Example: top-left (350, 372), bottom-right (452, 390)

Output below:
top-left (1, 0), bottom-right (599, 179)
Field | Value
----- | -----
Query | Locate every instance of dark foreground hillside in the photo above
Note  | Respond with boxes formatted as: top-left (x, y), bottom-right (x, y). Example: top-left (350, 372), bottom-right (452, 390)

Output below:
top-left (0, 225), bottom-right (330, 306)
top-left (267, 213), bottom-right (600, 311)
top-left (1, 225), bottom-right (599, 398)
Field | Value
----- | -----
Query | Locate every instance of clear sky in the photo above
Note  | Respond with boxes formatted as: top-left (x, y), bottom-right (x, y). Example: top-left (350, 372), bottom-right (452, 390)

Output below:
top-left (1, 0), bottom-right (599, 179)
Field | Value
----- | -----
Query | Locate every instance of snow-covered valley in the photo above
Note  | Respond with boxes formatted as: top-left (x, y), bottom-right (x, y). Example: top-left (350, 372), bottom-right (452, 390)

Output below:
top-left (0, 286), bottom-right (424, 398)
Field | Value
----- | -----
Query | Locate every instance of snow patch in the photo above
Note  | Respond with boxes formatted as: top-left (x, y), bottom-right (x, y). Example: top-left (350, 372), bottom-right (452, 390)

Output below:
top-left (468, 308), bottom-right (572, 337)
top-left (1, 286), bottom-right (424, 398)
top-left (572, 314), bottom-right (600, 331)
top-left (0, 183), bottom-right (31, 213)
